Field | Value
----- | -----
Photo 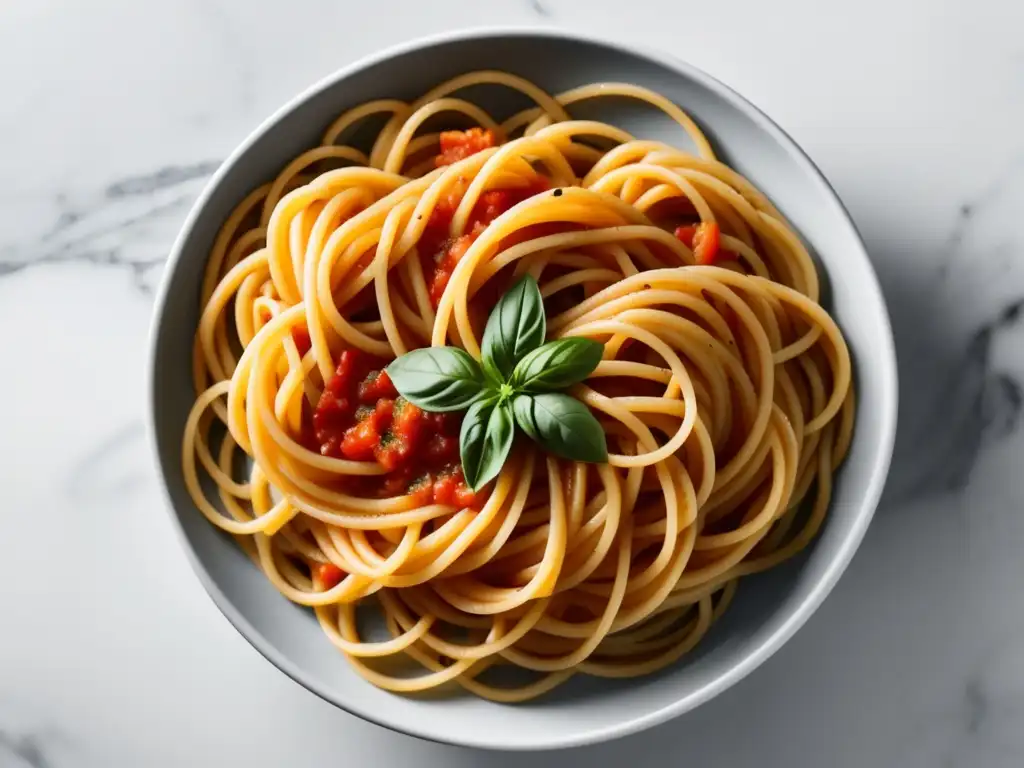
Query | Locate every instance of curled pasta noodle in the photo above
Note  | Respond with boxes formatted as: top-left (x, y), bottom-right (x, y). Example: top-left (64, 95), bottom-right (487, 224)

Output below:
top-left (183, 71), bottom-right (854, 700)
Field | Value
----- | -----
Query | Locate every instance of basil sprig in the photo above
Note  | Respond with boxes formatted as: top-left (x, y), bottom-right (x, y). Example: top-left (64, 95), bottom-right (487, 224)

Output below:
top-left (386, 275), bottom-right (608, 492)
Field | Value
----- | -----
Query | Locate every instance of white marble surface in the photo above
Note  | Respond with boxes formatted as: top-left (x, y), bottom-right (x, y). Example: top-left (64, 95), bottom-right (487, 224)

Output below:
top-left (2, 0), bottom-right (1023, 765)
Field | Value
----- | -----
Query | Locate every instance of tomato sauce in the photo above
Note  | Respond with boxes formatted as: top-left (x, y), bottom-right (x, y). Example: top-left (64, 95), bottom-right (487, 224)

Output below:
top-left (675, 221), bottom-right (728, 265)
top-left (419, 173), bottom-right (551, 308)
top-left (302, 349), bottom-right (483, 507)
top-left (435, 127), bottom-right (497, 167)
top-left (428, 233), bottom-right (474, 306)
top-left (291, 326), bottom-right (312, 356)
top-left (314, 562), bottom-right (345, 589)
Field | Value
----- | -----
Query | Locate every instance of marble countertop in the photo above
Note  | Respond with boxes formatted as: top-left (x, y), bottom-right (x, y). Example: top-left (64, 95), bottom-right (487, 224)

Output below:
top-left (2, 0), bottom-right (1023, 765)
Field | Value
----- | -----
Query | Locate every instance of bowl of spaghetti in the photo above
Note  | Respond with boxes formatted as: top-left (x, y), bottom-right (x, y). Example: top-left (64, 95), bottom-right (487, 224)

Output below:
top-left (148, 28), bottom-right (897, 750)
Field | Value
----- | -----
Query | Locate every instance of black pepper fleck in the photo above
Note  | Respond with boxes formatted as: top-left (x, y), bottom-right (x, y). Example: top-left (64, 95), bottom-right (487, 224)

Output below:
top-left (643, 283), bottom-right (652, 290)
top-left (553, 188), bottom-right (563, 197)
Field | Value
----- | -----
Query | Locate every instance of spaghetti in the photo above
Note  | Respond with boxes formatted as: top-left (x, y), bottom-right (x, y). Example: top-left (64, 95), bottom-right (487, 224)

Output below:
top-left (184, 71), bottom-right (855, 701)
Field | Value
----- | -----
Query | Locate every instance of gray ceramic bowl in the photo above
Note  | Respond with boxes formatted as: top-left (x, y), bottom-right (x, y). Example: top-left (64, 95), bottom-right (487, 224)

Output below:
top-left (148, 28), bottom-right (898, 751)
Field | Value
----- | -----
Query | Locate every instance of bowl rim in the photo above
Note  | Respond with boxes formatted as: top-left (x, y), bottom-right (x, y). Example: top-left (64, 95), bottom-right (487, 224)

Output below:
top-left (147, 25), bottom-right (898, 751)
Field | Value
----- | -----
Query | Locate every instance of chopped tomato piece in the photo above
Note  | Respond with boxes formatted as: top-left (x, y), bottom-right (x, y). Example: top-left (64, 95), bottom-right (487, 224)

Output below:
top-left (392, 397), bottom-right (426, 440)
top-left (474, 189), bottom-right (515, 226)
top-left (375, 435), bottom-right (410, 471)
top-left (436, 128), bottom-right (497, 167)
top-left (358, 369), bottom-right (398, 403)
top-left (314, 562), bottom-right (345, 590)
top-left (409, 474), bottom-right (434, 505)
top-left (674, 221), bottom-right (722, 265)
top-left (674, 224), bottom-right (697, 248)
top-left (453, 484), bottom-right (477, 509)
top-left (469, 175), bottom-right (550, 230)
top-left (339, 415), bottom-right (380, 461)
top-left (340, 399), bottom-right (393, 461)
top-left (374, 398), bottom-right (395, 424)
top-left (375, 398), bottom-right (426, 470)
top-left (378, 467), bottom-right (425, 499)
top-left (434, 176), bottom-right (470, 224)
top-left (312, 392), bottom-right (352, 457)
top-left (311, 349), bottom-right (374, 457)
top-left (431, 465), bottom-right (480, 508)
top-left (384, 470), bottom-right (433, 504)
top-left (418, 176), bottom-right (469, 258)
top-left (429, 233), bottom-right (475, 306)
top-left (326, 349), bottom-right (365, 397)
top-left (444, 235), bottom-right (475, 269)
top-left (432, 472), bottom-right (458, 505)
top-left (301, 349), bottom-right (483, 501)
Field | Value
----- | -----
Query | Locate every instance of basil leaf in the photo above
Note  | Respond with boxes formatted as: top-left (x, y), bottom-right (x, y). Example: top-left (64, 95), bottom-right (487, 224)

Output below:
top-left (460, 399), bottom-right (515, 491)
top-left (481, 274), bottom-right (546, 382)
top-left (386, 347), bottom-right (489, 413)
top-left (512, 393), bottom-right (608, 463)
top-left (511, 338), bottom-right (604, 392)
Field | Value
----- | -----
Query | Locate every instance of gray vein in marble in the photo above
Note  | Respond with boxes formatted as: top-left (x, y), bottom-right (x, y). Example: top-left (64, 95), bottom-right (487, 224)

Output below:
top-left (882, 164), bottom-right (1024, 504)
top-left (886, 294), bottom-right (1024, 503)
top-left (39, 192), bottom-right (189, 252)
top-left (945, 652), bottom-right (1024, 766)
top-left (938, 155), bottom-right (1024, 282)
top-left (104, 161), bottom-right (220, 199)
top-left (990, 373), bottom-right (1023, 439)
top-left (1, 161), bottom-right (220, 295)
top-left (0, 243), bottom-right (169, 296)
top-left (964, 678), bottom-right (987, 735)
top-left (528, 0), bottom-right (552, 16)
top-left (944, 299), bottom-right (1024, 487)
top-left (0, 730), bottom-right (51, 768)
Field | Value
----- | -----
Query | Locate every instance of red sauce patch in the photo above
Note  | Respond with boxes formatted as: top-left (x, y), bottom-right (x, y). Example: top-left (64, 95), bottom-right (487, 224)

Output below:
top-left (468, 175), bottom-right (550, 230)
top-left (428, 233), bottom-right (475, 307)
top-left (303, 349), bottom-right (484, 507)
top-left (436, 128), bottom-right (497, 167)
top-left (431, 465), bottom-right (477, 508)
top-left (420, 175), bottom-right (551, 308)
